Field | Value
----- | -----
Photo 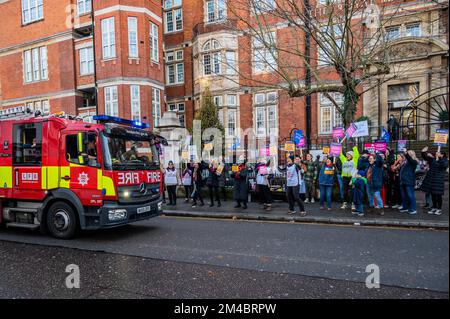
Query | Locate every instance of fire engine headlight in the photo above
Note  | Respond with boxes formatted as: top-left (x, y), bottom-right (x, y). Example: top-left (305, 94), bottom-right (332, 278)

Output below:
top-left (123, 191), bottom-right (130, 198)
top-left (108, 209), bottom-right (127, 221)
top-left (158, 202), bottom-right (163, 211)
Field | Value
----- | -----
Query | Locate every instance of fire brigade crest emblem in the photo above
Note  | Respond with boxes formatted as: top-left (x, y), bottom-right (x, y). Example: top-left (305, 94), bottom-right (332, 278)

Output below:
top-left (78, 172), bottom-right (89, 186)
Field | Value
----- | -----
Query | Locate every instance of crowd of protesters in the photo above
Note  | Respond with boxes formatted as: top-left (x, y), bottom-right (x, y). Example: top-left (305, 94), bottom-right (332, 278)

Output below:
top-left (160, 145), bottom-right (448, 217)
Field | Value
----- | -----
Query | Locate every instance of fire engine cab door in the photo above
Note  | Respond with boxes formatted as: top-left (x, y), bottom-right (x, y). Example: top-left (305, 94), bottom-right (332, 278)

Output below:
top-left (61, 131), bottom-right (103, 206)
top-left (12, 123), bottom-right (44, 198)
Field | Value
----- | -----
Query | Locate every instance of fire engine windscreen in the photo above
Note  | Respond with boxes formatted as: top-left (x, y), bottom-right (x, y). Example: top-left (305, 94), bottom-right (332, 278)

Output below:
top-left (101, 127), bottom-right (160, 170)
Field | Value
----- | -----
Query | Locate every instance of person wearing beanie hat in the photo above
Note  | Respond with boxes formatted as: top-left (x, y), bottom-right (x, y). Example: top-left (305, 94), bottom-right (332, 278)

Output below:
top-left (281, 156), bottom-right (306, 216)
top-left (340, 146), bottom-right (360, 210)
top-left (350, 171), bottom-right (368, 216)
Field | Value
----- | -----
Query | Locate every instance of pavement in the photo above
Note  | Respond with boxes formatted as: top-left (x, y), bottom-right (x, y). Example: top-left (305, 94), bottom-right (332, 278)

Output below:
top-left (163, 187), bottom-right (449, 229)
top-left (0, 217), bottom-right (448, 296)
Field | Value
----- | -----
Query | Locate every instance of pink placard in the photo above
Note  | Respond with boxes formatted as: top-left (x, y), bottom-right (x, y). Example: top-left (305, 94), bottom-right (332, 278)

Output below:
top-left (330, 143), bottom-right (342, 157)
top-left (297, 137), bottom-right (305, 148)
top-left (345, 123), bottom-right (357, 138)
top-left (374, 141), bottom-right (387, 152)
top-left (260, 147), bottom-right (269, 157)
top-left (333, 127), bottom-right (345, 139)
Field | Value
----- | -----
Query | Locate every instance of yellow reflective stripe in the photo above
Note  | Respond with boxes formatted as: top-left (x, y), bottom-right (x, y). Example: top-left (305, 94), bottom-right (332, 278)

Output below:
top-left (77, 133), bottom-right (83, 152)
top-left (0, 167), bottom-right (12, 188)
top-left (41, 167), bottom-right (47, 189)
top-left (102, 176), bottom-right (116, 196)
top-left (46, 166), bottom-right (60, 189)
top-left (60, 166), bottom-right (70, 188)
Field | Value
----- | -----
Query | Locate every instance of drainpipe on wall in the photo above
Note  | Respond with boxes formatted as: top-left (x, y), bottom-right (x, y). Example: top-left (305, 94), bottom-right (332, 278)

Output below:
top-left (91, 1), bottom-right (99, 117)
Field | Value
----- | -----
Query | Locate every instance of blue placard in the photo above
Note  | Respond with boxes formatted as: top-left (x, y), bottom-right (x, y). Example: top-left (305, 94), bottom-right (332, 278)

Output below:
top-left (292, 130), bottom-right (303, 146)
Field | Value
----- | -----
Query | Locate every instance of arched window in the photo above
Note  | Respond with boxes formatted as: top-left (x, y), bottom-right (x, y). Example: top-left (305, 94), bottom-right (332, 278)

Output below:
top-left (201, 39), bottom-right (236, 76)
top-left (202, 39), bottom-right (222, 75)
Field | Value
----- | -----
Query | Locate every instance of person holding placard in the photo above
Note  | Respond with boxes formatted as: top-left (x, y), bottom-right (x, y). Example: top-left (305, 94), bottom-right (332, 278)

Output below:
top-left (420, 147), bottom-right (448, 215)
top-left (206, 160), bottom-right (221, 208)
top-left (366, 154), bottom-right (385, 215)
top-left (318, 157), bottom-right (335, 211)
top-left (302, 153), bottom-right (318, 203)
top-left (161, 160), bottom-right (181, 206)
top-left (283, 156), bottom-right (306, 216)
top-left (230, 158), bottom-right (249, 209)
top-left (181, 162), bottom-right (194, 203)
top-left (399, 150), bottom-right (419, 215)
top-left (339, 146), bottom-right (359, 210)
top-left (191, 162), bottom-right (205, 208)
top-left (256, 158), bottom-right (273, 211)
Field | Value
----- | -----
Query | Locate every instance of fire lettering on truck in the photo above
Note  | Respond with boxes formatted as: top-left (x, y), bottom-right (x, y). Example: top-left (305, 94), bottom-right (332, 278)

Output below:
top-left (118, 172), bottom-right (140, 185)
top-left (147, 171), bottom-right (161, 183)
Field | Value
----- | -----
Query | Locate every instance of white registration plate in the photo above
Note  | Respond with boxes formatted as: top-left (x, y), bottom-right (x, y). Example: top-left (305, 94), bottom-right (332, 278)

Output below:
top-left (137, 206), bottom-right (152, 214)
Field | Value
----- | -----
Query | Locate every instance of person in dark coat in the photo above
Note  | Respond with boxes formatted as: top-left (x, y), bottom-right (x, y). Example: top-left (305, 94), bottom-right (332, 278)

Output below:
top-left (191, 162), bottom-right (205, 207)
top-left (206, 160), bottom-right (221, 207)
top-left (399, 150), bottom-right (419, 215)
top-left (420, 147), bottom-right (449, 215)
top-left (357, 150), bottom-right (370, 173)
top-left (230, 161), bottom-right (249, 209)
top-left (366, 153), bottom-right (385, 215)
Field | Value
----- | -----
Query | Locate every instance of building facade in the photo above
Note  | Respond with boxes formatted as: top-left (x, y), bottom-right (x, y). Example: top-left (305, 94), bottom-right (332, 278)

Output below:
top-left (0, 0), bottom-right (164, 129)
top-left (0, 0), bottom-right (448, 150)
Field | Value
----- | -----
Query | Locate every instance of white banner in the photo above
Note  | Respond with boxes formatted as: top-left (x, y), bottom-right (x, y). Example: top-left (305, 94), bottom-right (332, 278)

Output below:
top-left (352, 120), bottom-right (369, 138)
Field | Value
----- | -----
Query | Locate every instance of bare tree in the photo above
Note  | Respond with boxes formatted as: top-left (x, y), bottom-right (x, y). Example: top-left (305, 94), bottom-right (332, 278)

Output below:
top-left (223, 0), bottom-right (408, 126)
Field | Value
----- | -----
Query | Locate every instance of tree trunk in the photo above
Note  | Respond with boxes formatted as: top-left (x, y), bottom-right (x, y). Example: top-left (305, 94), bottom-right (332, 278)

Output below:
top-left (342, 87), bottom-right (359, 127)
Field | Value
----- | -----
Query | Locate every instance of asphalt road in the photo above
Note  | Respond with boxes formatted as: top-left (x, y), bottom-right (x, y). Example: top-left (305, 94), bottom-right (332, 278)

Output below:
top-left (0, 216), bottom-right (448, 298)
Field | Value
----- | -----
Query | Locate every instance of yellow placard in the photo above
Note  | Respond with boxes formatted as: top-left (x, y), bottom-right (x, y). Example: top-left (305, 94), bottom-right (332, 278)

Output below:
top-left (217, 165), bottom-right (224, 174)
top-left (232, 165), bottom-right (239, 172)
top-left (270, 145), bottom-right (278, 156)
top-left (323, 147), bottom-right (330, 154)
top-left (434, 132), bottom-right (448, 145)
top-left (285, 142), bottom-right (295, 152)
top-left (182, 151), bottom-right (189, 160)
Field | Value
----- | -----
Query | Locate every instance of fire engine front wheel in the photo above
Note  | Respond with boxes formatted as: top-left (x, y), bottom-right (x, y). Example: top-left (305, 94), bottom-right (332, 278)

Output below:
top-left (46, 202), bottom-right (78, 239)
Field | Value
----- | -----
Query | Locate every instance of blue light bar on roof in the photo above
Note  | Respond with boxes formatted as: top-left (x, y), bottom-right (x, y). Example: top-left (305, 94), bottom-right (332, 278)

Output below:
top-left (93, 115), bottom-right (150, 129)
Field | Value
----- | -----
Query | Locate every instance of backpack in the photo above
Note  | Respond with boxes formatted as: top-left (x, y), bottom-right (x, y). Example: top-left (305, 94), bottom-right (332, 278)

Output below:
top-left (201, 168), bottom-right (210, 181)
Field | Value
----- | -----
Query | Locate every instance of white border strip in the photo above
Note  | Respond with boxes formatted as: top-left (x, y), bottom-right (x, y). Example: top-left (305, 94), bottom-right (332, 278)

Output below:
top-left (95, 5), bottom-right (162, 23)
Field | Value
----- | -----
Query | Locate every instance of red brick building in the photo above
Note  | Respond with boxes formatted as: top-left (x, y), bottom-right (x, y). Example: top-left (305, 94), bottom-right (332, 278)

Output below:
top-left (1, 0), bottom-right (447, 152)
top-left (0, 0), bottom-right (164, 129)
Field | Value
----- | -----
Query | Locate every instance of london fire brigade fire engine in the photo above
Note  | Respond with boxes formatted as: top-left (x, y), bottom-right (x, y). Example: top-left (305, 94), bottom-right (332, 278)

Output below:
top-left (0, 107), bottom-right (165, 239)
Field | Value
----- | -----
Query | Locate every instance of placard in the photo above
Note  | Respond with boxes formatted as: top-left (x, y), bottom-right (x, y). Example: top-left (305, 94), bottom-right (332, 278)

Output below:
top-left (232, 165), bottom-right (239, 172)
top-left (285, 141), bottom-right (295, 152)
top-left (217, 165), bottom-right (224, 174)
top-left (434, 129), bottom-right (449, 146)
top-left (329, 143), bottom-right (342, 157)
top-left (181, 150), bottom-right (189, 160)
top-left (364, 143), bottom-right (375, 155)
top-left (352, 120), bottom-right (369, 138)
top-left (269, 145), bottom-right (278, 156)
top-left (297, 137), bottom-right (305, 148)
top-left (397, 140), bottom-right (407, 152)
top-left (322, 146), bottom-right (330, 154)
top-left (333, 127), bottom-right (345, 139)
top-left (260, 147), bottom-right (269, 157)
top-left (374, 141), bottom-right (387, 153)
top-left (204, 143), bottom-right (213, 151)
top-left (345, 123), bottom-right (358, 138)
top-left (292, 130), bottom-right (303, 146)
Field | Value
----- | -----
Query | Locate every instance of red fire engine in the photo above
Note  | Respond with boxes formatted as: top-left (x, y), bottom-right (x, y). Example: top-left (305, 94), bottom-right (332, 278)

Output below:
top-left (0, 107), bottom-right (165, 239)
